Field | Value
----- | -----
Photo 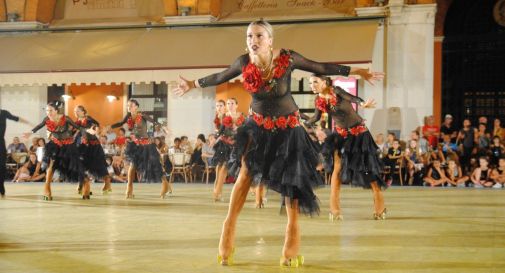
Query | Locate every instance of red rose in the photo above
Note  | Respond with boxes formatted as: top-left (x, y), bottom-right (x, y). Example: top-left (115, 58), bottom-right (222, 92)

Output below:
top-left (127, 117), bottom-right (135, 129)
top-left (275, 116), bottom-right (288, 130)
top-left (263, 117), bottom-right (275, 130)
top-left (46, 119), bottom-right (56, 132)
top-left (315, 97), bottom-right (327, 112)
top-left (222, 116), bottom-right (233, 128)
top-left (287, 115), bottom-right (299, 128)
top-left (329, 95), bottom-right (338, 107)
top-left (236, 115), bottom-right (245, 126)
top-left (336, 127), bottom-right (348, 138)
top-left (350, 125), bottom-right (366, 136)
top-left (214, 116), bottom-right (221, 128)
top-left (253, 113), bottom-right (264, 126)
top-left (273, 54), bottom-right (291, 79)
top-left (242, 63), bottom-right (263, 93)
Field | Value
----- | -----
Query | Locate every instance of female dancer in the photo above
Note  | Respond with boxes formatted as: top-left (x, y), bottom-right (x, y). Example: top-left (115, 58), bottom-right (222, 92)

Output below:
top-left (109, 99), bottom-right (171, 199)
top-left (304, 74), bottom-right (386, 221)
top-left (212, 99), bottom-right (226, 200)
top-left (74, 105), bottom-right (112, 198)
top-left (24, 101), bottom-right (87, 200)
top-left (174, 20), bottom-right (383, 266)
top-left (213, 98), bottom-right (246, 202)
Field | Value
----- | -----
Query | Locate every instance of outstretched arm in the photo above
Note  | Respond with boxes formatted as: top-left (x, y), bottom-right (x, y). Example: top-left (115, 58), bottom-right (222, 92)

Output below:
top-left (304, 103), bottom-right (323, 127)
top-left (174, 55), bottom-right (246, 96)
top-left (111, 114), bottom-right (130, 129)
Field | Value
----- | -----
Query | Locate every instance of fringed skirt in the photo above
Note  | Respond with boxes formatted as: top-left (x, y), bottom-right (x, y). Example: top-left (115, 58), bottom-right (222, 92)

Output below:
top-left (211, 137), bottom-right (233, 166)
top-left (79, 138), bottom-right (109, 179)
top-left (124, 140), bottom-right (162, 183)
top-left (228, 113), bottom-right (324, 215)
top-left (44, 139), bottom-right (85, 182)
top-left (322, 125), bottom-right (386, 189)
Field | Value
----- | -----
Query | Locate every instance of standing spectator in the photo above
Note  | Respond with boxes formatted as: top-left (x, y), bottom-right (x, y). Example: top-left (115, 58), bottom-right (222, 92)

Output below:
top-left (477, 123), bottom-right (490, 156)
top-left (458, 119), bottom-right (477, 172)
top-left (404, 140), bottom-right (423, 185)
top-left (470, 156), bottom-right (494, 188)
top-left (7, 137), bottom-right (28, 153)
top-left (410, 130), bottom-right (429, 154)
top-left (440, 114), bottom-right (458, 142)
top-left (422, 115), bottom-right (440, 149)
top-left (490, 157), bottom-right (505, 188)
top-left (202, 134), bottom-right (216, 166)
top-left (489, 136), bottom-right (505, 167)
top-left (492, 118), bottom-right (505, 141)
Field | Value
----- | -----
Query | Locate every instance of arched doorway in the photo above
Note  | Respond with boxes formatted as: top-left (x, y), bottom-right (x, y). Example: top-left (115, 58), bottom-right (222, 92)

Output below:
top-left (442, 0), bottom-right (505, 127)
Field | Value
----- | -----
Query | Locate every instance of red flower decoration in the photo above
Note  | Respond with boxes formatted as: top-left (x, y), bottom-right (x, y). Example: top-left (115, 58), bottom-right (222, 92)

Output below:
top-left (213, 115), bottom-right (221, 129)
top-left (222, 116), bottom-right (233, 128)
top-left (350, 125), bottom-right (367, 136)
top-left (75, 118), bottom-right (88, 127)
top-left (336, 127), bottom-right (348, 138)
top-left (236, 115), bottom-right (245, 126)
top-left (46, 116), bottom-right (66, 132)
top-left (315, 97), bottom-right (328, 112)
top-left (263, 117), bottom-right (275, 130)
top-left (127, 114), bottom-right (142, 130)
top-left (287, 114), bottom-right (299, 128)
top-left (253, 113), bottom-right (264, 126)
top-left (242, 63), bottom-right (263, 93)
top-left (329, 95), bottom-right (338, 107)
top-left (273, 54), bottom-right (291, 79)
top-left (275, 116), bottom-right (288, 130)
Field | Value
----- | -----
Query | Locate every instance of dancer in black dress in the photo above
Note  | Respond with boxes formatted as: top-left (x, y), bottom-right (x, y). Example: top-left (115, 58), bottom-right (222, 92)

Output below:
top-left (74, 105), bottom-right (112, 199)
top-left (174, 20), bottom-right (383, 266)
top-left (109, 99), bottom-right (171, 199)
top-left (304, 75), bottom-right (386, 221)
top-left (24, 101), bottom-right (88, 200)
top-left (0, 109), bottom-right (30, 197)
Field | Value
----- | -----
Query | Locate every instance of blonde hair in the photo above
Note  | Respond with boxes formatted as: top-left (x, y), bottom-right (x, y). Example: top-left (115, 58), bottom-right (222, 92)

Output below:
top-left (248, 19), bottom-right (273, 38)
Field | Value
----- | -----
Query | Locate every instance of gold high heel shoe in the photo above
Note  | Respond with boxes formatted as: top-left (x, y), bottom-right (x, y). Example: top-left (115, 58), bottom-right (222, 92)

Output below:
top-left (280, 255), bottom-right (304, 267)
top-left (373, 208), bottom-right (387, 220)
top-left (329, 212), bottom-right (343, 221)
top-left (217, 248), bottom-right (235, 266)
top-left (214, 194), bottom-right (224, 202)
top-left (125, 193), bottom-right (135, 199)
top-left (42, 195), bottom-right (53, 201)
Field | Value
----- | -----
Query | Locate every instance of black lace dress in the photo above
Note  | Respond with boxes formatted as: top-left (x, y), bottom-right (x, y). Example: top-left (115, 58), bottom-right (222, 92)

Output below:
top-left (75, 116), bottom-right (108, 179)
top-left (31, 116), bottom-right (85, 182)
top-left (111, 113), bottom-right (163, 183)
top-left (212, 113), bottom-right (246, 166)
top-left (197, 49), bottom-right (350, 214)
top-left (304, 87), bottom-right (386, 189)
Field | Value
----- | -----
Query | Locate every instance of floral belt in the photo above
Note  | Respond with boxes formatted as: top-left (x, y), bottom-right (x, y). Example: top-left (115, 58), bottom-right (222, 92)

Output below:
top-left (131, 137), bottom-right (150, 145)
top-left (335, 124), bottom-right (368, 138)
top-left (81, 137), bottom-right (100, 146)
top-left (251, 111), bottom-right (300, 131)
top-left (51, 137), bottom-right (74, 147)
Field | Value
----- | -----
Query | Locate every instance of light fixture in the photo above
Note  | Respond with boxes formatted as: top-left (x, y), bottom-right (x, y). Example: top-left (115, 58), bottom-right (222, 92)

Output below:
top-left (106, 95), bottom-right (119, 102)
top-left (61, 93), bottom-right (75, 101)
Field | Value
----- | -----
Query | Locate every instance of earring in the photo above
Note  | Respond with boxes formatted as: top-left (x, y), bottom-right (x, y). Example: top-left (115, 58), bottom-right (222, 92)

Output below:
top-left (270, 46), bottom-right (273, 53)
top-left (245, 47), bottom-right (249, 53)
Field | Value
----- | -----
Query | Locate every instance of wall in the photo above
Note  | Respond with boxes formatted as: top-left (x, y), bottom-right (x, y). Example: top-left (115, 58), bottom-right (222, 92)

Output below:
top-left (216, 81), bottom-right (251, 115)
top-left (0, 85), bottom-right (48, 145)
top-left (65, 84), bottom-right (125, 131)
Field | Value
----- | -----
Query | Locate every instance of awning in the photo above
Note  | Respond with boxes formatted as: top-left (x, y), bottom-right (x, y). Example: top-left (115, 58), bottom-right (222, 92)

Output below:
top-left (0, 20), bottom-right (379, 86)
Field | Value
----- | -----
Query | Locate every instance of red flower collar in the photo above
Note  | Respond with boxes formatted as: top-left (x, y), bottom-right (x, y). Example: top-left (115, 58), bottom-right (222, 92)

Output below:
top-left (242, 50), bottom-right (292, 93)
top-left (315, 93), bottom-right (338, 113)
top-left (127, 113), bottom-right (143, 129)
top-left (46, 115), bottom-right (66, 132)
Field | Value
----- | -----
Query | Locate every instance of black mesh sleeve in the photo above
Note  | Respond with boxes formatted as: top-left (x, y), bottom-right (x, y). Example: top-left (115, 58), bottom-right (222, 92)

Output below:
top-left (31, 117), bottom-right (48, 133)
top-left (111, 114), bottom-right (130, 129)
top-left (4, 110), bottom-right (19, 122)
top-left (197, 55), bottom-right (247, 88)
top-left (291, 50), bottom-right (350, 77)
top-left (142, 114), bottom-right (159, 126)
top-left (304, 98), bottom-right (323, 127)
top-left (334, 86), bottom-right (364, 104)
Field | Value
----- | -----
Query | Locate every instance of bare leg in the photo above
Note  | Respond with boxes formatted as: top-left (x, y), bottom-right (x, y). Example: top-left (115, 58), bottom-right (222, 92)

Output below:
top-left (126, 165), bottom-right (136, 198)
top-left (102, 175), bottom-right (112, 192)
top-left (82, 177), bottom-right (91, 199)
top-left (160, 176), bottom-right (170, 198)
top-left (218, 159), bottom-right (252, 262)
top-left (44, 160), bottom-right (55, 199)
top-left (282, 197), bottom-right (301, 260)
top-left (371, 181), bottom-right (385, 216)
top-left (255, 184), bottom-right (265, 208)
top-left (329, 151), bottom-right (342, 218)
top-left (214, 164), bottom-right (228, 201)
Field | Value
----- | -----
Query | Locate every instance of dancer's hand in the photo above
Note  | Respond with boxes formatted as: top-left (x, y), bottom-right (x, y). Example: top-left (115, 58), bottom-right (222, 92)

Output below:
top-left (360, 98), bottom-right (376, 109)
top-left (356, 69), bottom-right (385, 86)
top-left (173, 76), bottom-right (196, 97)
top-left (22, 132), bottom-right (32, 140)
top-left (86, 125), bottom-right (98, 136)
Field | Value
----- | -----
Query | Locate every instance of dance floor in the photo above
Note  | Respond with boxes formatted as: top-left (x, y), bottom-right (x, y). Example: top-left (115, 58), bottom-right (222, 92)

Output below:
top-left (1, 182), bottom-right (504, 273)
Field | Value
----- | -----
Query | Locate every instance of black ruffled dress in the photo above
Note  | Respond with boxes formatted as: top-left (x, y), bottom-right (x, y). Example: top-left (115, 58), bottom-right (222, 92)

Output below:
top-left (111, 113), bottom-right (162, 183)
top-left (75, 116), bottom-right (109, 179)
top-left (212, 113), bottom-right (246, 166)
top-left (31, 116), bottom-right (85, 182)
top-left (304, 87), bottom-right (386, 189)
top-left (198, 49), bottom-right (351, 214)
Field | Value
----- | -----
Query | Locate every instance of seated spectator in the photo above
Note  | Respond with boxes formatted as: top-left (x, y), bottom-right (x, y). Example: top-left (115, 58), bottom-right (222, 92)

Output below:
top-left (105, 127), bottom-right (117, 144)
top-left (202, 134), bottom-right (216, 166)
top-left (384, 139), bottom-right (403, 183)
top-left (154, 136), bottom-right (171, 174)
top-left (477, 123), bottom-right (491, 156)
top-left (170, 137), bottom-right (183, 154)
top-left (29, 137), bottom-right (39, 153)
top-left (384, 132), bottom-right (395, 152)
top-left (410, 130), bottom-right (429, 154)
top-left (13, 153), bottom-right (45, 182)
top-left (471, 156), bottom-right (494, 188)
top-left (445, 159), bottom-right (469, 187)
top-left (109, 155), bottom-right (128, 183)
top-left (404, 140), bottom-right (423, 185)
top-left (190, 134), bottom-right (206, 167)
top-left (375, 133), bottom-right (385, 156)
top-left (153, 124), bottom-right (167, 138)
top-left (424, 159), bottom-right (450, 187)
top-left (489, 136), bottom-right (504, 167)
top-left (114, 128), bottom-right (127, 148)
top-left (490, 157), bottom-right (505, 188)
top-left (422, 115), bottom-right (440, 149)
top-left (493, 118), bottom-right (505, 141)
top-left (180, 136), bottom-right (193, 154)
top-left (7, 137), bottom-right (27, 153)
top-left (100, 135), bottom-right (115, 154)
